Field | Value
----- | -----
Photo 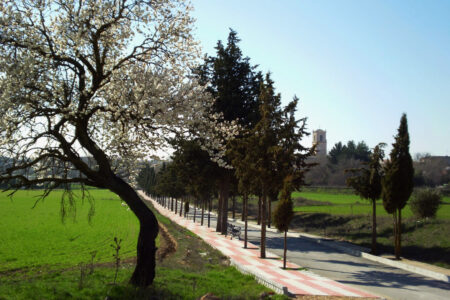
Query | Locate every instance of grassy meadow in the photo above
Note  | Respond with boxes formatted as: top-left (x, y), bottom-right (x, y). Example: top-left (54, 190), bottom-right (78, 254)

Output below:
top-left (0, 189), bottom-right (282, 300)
top-left (289, 188), bottom-right (450, 268)
top-left (292, 190), bottom-right (450, 219)
top-left (0, 189), bottom-right (140, 273)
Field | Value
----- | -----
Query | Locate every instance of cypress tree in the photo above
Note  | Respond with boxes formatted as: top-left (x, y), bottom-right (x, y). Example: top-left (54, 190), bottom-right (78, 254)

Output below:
top-left (273, 176), bottom-right (295, 269)
top-left (382, 114), bottom-right (414, 259)
top-left (346, 143), bottom-right (385, 254)
top-left (196, 29), bottom-right (261, 235)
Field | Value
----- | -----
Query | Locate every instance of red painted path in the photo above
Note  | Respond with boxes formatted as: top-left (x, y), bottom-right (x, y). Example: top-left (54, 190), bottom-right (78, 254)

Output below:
top-left (141, 193), bottom-right (378, 298)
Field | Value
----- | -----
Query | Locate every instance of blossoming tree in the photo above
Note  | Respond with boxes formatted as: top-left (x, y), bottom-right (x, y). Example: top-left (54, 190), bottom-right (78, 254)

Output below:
top-left (0, 0), bottom-right (231, 287)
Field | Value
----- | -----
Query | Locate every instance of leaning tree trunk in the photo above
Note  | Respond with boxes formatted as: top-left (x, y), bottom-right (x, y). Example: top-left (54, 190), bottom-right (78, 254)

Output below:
top-left (371, 199), bottom-right (377, 255)
top-left (109, 176), bottom-right (158, 287)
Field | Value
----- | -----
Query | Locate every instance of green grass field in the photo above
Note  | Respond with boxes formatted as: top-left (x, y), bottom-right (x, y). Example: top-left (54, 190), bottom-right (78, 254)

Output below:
top-left (292, 191), bottom-right (450, 219)
top-left (0, 189), bottom-right (140, 273)
top-left (0, 189), bottom-right (282, 299)
top-left (288, 189), bottom-right (450, 268)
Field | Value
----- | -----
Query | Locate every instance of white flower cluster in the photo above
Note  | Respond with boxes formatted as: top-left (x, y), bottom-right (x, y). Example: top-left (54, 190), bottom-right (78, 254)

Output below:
top-left (0, 0), bottom-right (237, 186)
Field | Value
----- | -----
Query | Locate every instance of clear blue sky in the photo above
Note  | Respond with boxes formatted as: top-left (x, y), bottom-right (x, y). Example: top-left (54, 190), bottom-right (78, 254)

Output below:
top-left (191, 0), bottom-right (450, 156)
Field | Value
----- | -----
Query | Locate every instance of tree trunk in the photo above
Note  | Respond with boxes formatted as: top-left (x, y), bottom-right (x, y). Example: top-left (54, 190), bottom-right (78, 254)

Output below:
top-left (244, 193), bottom-right (248, 249)
top-left (283, 230), bottom-right (287, 269)
top-left (193, 198), bottom-right (197, 223)
top-left (232, 195), bottom-right (236, 219)
top-left (201, 197), bottom-right (205, 226)
top-left (268, 197), bottom-right (272, 228)
top-left (216, 194), bottom-right (223, 232)
top-left (179, 198), bottom-right (183, 216)
top-left (396, 208), bottom-right (402, 259)
top-left (261, 190), bottom-right (267, 258)
top-left (175, 197), bottom-right (178, 213)
top-left (371, 199), bottom-right (377, 255)
top-left (208, 198), bottom-right (212, 228)
top-left (218, 179), bottom-right (229, 235)
top-left (109, 177), bottom-right (158, 287)
top-left (393, 210), bottom-right (398, 259)
top-left (241, 196), bottom-right (245, 222)
top-left (221, 189), bottom-right (229, 235)
top-left (257, 195), bottom-right (262, 225)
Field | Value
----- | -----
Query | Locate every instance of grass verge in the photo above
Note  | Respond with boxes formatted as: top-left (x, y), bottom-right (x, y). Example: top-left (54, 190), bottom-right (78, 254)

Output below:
top-left (0, 189), bottom-right (287, 299)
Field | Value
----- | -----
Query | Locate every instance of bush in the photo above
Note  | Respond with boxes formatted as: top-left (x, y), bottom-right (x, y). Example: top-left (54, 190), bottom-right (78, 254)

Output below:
top-left (410, 189), bottom-right (442, 219)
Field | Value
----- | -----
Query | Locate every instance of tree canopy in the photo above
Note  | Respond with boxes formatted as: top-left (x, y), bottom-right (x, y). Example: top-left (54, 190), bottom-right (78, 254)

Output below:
top-left (0, 0), bottom-right (232, 287)
top-left (382, 113), bottom-right (414, 259)
top-left (328, 140), bottom-right (371, 164)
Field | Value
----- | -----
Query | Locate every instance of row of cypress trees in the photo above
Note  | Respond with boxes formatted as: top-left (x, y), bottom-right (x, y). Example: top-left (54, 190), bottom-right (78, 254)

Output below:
top-left (347, 114), bottom-right (414, 259)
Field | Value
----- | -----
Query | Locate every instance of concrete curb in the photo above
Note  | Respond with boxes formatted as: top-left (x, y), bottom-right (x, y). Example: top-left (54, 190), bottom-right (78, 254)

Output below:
top-left (234, 218), bottom-right (450, 283)
top-left (155, 198), bottom-right (450, 284)
top-left (229, 260), bottom-right (290, 296)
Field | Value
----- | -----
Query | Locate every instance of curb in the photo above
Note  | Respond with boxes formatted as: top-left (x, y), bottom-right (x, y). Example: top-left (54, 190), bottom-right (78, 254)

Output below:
top-left (229, 260), bottom-right (290, 296)
top-left (234, 218), bottom-right (450, 283)
top-left (152, 198), bottom-right (450, 284)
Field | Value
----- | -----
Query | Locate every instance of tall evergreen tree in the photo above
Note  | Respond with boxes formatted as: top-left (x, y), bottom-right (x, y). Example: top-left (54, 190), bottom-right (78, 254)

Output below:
top-left (273, 175), bottom-right (295, 269)
top-left (196, 29), bottom-right (261, 234)
top-left (382, 114), bottom-right (414, 259)
top-left (346, 143), bottom-right (385, 254)
top-left (231, 74), bottom-right (313, 258)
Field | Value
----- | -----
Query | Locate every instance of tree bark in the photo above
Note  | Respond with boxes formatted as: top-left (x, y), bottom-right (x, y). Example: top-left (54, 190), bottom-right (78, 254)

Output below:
top-left (393, 210), bottom-right (398, 259)
top-left (216, 194), bottom-right (223, 232)
top-left (201, 197), bottom-right (205, 226)
top-left (260, 190), bottom-right (267, 258)
top-left (268, 197), bottom-right (272, 228)
top-left (371, 199), bottom-right (377, 255)
top-left (396, 208), bottom-right (402, 259)
top-left (109, 176), bottom-right (158, 287)
top-left (244, 193), bottom-right (248, 249)
top-left (193, 198), bottom-right (197, 223)
top-left (232, 195), bottom-right (236, 219)
top-left (217, 179), bottom-right (229, 235)
top-left (283, 230), bottom-right (287, 269)
top-left (208, 198), bottom-right (212, 228)
top-left (257, 195), bottom-right (262, 225)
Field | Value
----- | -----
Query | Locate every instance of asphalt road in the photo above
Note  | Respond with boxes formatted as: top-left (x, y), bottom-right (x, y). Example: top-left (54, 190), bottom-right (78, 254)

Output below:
top-left (179, 204), bottom-right (450, 300)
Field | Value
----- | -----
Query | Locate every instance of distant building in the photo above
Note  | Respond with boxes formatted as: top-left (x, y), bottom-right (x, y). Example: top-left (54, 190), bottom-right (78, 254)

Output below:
top-left (313, 129), bottom-right (327, 157)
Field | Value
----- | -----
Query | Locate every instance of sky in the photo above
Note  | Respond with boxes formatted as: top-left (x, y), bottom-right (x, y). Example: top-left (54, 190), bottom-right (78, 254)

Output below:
top-left (191, 0), bottom-right (450, 156)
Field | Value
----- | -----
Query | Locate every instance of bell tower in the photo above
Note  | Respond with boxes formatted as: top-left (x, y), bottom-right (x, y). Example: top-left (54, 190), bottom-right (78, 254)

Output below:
top-left (313, 129), bottom-right (327, 157)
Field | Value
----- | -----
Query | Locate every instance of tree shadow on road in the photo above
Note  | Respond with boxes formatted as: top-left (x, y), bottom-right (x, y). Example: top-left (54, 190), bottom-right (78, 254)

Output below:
top-left (339, 270), bottom-right (450, 291)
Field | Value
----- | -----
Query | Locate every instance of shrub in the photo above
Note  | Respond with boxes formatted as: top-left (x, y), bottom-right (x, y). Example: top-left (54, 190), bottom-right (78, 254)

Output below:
top-left (410, 189), bottom-right (442, 219)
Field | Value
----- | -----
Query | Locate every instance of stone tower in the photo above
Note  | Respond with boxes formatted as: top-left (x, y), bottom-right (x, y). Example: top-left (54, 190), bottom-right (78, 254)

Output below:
top-left (313, 129), bottom-right (327, 157)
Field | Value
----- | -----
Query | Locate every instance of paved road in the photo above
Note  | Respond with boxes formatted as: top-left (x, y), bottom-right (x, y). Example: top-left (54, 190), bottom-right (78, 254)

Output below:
top-left (180, 204), bottom-right (450, 300)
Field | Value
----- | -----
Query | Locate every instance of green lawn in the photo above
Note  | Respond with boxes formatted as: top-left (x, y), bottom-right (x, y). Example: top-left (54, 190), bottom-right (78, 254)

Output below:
top-left (293, 191), bottom-right (450, 219)
top-left (0, 189), bottom-right (140, 272)
top-left (0, 189), bottom-right (283, 299)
